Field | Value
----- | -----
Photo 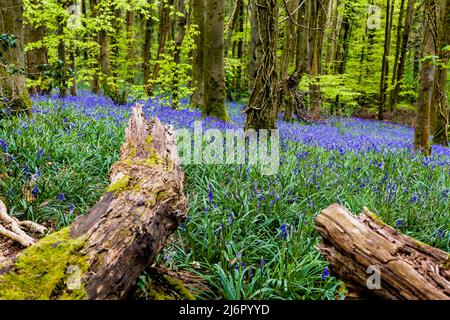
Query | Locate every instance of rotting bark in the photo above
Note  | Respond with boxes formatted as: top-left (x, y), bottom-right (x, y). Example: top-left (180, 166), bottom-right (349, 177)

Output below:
top-left (0, 104), bottom-right (187, 300)
top-left (316, 204), bottom-right (450, 300)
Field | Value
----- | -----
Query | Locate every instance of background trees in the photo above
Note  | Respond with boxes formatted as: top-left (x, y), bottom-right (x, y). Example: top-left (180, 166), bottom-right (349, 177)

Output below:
top-left (0, 0), bottom-right (448, 149)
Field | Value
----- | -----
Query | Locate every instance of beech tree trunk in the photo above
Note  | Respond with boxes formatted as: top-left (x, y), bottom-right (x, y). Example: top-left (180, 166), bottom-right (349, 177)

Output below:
top-left (316, 204), bottom-right (450, 300)
top-left (0, 104), bottom-right (187, 300)
top-left (191, 0), bottom-right (206, 109)
top-left (390, 0), bottom-right (414, 110)
top-left (143, 10), bottom-right (154, 97)
top-left (0, 0), bottom-right (31, 115)
top-left (244, 0), bottom-right (279, 130)
top-left (379, 0), bottom-right (395, 120)
top-left (431, 0), bottom-right (449, 147)
top-left (203, 0), bottom-right (230, 121)
top-left (24, 0), bottom-right (49, 95)
top-left (171, 0), bottom-right (187, 109)
top-left (414, 0), bottom-right (437, 156)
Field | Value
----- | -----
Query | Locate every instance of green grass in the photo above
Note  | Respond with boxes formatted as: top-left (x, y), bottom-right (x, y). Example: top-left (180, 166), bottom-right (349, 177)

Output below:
top-left (0, 101), bottom-right (449, 300)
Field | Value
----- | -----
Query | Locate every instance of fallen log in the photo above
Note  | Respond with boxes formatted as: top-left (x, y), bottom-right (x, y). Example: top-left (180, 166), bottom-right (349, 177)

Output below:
top-left (315, 204), bottom-right (450, 300)
top-left (0, 104), bottom-right (187, 300)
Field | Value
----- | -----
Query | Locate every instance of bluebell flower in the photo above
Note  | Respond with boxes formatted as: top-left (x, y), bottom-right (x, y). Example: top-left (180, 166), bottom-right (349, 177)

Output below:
top-left (227, 213), bottom-right (234, 224)
top-left (0, 139), bottom-right (7, 153)
top-left (395, 219), bottom-right (404, 227)
top-left (37, 147), bottom-right (43, 160)
top-left (57, 193), bottom-right (66, 202)
top-left (321, 266), bottom-right (330, 280)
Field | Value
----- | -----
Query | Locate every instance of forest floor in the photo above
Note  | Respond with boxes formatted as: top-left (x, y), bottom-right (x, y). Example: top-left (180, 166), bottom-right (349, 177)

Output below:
top-left (0, 91), bottom-right (449, 299)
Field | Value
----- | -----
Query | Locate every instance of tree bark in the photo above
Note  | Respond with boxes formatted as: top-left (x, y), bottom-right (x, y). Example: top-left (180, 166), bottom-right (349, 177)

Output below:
top-left (390, 0), bottom-right (414, 110)
top-left (244, 0), bottom-right (279, 130)
top-left (171, 0), bottom-right (187, 109)
top-left (191, 0), bottom-right (206, 109)
top-left (203, 0), bottom-right (230, 121)
top-left (143, 10), bottom-right (154, 97)
top-left (389, 0), bottom-right (405, 111)
top-left (414, 0), bottom-right (437, 156)
top-left (379, 0), bottom-right (395, 120)
top-left (0, 104), bottom-right (187, 300)
top-left (0, 0), bottom-right (31, 115)
top-left (316, 204), bottom-right (450, 300)
top-left (431, 0), bottom-right (449, 147)
top-left (24, 0), bottom-right (49, 95)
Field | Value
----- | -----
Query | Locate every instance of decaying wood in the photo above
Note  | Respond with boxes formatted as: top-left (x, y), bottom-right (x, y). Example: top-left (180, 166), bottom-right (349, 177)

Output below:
top-left (0, 104), bottom-right (187, 300)
top-left (0, 199), bottom-right (47, 248)
top-left (316, 204), bottom-right (450, 300)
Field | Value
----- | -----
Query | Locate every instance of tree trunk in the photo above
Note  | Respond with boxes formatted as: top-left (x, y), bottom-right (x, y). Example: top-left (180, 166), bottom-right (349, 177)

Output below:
top-left (90, 0), bottom-right (100, 94)
top-left (24, 0), bottom-right (49, 95)
top-left (316, 204), bottom-right (450, 300)
top-left (379, 0), bottom-right (395, 120)
top-left (244, 0), bottom-right (279, 130)
top-left (56, 2), bottom-right (68, 98)
top-left (414, 0), bottom-right (437, 156)
top-left (203, 0), bottom-right (230, 121)
top-left (0, 0), bottom-right (31, 115)
top-left (126, 9), bottom-right (137, 85)
top-left (143, 11), bottom-right (154, 97)
top-left (0, 104), bottom-right (187, 300)
top-left (225, 0), bottom-right (242, 55)
top-left (431, 0), bottom-right (449, 147)
top-left (390, 0), bottom-right (414, 110)
top-left (172, 0), bottom-right (187, 109)
top-left (150, 0), bottom-right (174, 93)
top-left (190, 0), bottom-right (206, 109)
top-left (281, 0), bottom-right (299, 121)
top-left (389, 0), bottom-right (405, 111)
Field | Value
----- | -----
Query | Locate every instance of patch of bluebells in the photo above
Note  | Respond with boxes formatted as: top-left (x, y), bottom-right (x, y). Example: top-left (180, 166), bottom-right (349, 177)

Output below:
top-left (29, 91), bottom-right (450, 168)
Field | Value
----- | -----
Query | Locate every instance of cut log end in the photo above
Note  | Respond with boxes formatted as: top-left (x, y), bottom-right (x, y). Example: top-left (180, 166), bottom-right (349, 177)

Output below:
top-left (316, 204), bottom-right (450, 300)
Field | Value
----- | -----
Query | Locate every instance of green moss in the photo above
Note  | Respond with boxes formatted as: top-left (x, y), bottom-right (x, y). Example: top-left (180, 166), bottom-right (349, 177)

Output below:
top-left (138, 270), bottom-right (195, 300)
top-left (107, 175), bottom-right (131, 193)
top-left (0, 227), bottom-right (88, 300)
top-left (163, 275), bottom-right (195, 300)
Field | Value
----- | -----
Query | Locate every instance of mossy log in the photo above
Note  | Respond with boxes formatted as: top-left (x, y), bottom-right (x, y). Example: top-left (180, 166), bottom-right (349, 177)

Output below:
top-left (316, 204), bottom-right (450, 300)
top-left (0, 104), bottom-right (187, 299)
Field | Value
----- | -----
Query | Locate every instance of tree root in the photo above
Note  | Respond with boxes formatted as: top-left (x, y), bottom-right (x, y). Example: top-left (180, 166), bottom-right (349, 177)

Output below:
top-left (0, 200), bottom-right (47, 248)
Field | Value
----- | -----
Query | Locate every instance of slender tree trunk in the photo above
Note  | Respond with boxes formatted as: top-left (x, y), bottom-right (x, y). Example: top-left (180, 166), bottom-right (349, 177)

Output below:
top-left (295, 2), bottom-right (309, 81)
top-left (414, 0), bottom-right (437, 155)
top-left (0, 0), bottom-right (31, 115)
top-left (431, 0), bottom-right (449, 147)
top-left (249, 0), bottom-right (258, 90)
top-left (225, 0), bottom-right (242, 55)
top-left (151, 0), bottom-right (174, 92)
top-left (191, 0), bottom-right (205, 108)
top-left (126, 9), bottom-right (137, 85)
top-left (143, 11), bottom-right (154, 96)
top-left (244, 0), bottom-right (279, 130)
top-left (90, 0), bottom-right (100, 94)
top-left (389, 0), bottom-right (405, 111)
top-left (390, 0), bottom-right (414, 110)
top-left (235, 0), bottom-right (244, 100)
top-left (379, 0), bottom-right (395, 120)
top-left (172, 0), bottom-right (187, 109)
top-left (281, 0), bottom-right (298, 121)
top-left (57, 7), bottom-right (68, 98)
top-left (70, 42), bottom-right (77, 96)
top-left (203, 0), bottom-right (230, 121)
top-left (309, 0), bottom-right (330, 115)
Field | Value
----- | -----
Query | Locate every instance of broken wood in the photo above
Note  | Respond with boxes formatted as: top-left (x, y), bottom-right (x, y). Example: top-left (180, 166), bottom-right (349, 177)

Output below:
top-left (0, 103), bottom-right (187, 300)
top-left (315, 204), bottom-right (450, 300)
top-left (0, 199), bottom-right (47, 248)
